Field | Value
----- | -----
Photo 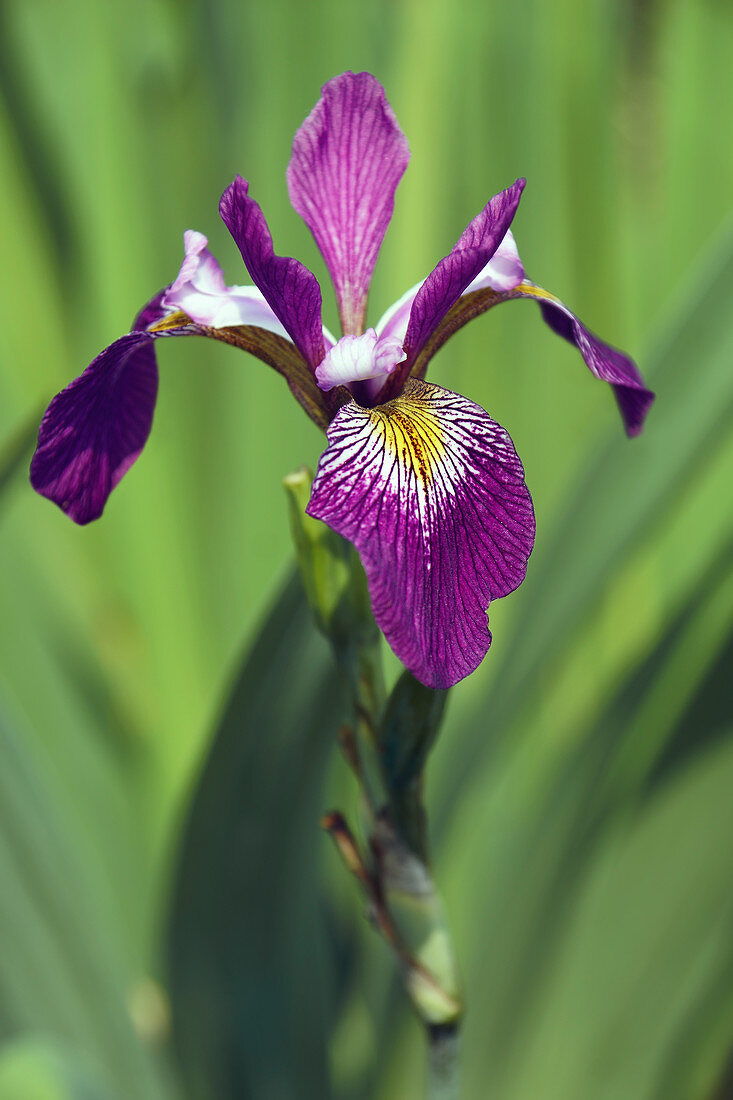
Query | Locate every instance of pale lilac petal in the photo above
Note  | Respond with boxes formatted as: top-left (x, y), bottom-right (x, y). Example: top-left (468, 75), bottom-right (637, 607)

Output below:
top-left (167, 281), bottom-right (290, 334)
top-left (378, 180), bottom-right (525, 401)
top-left (375, 281), bottom-right (422, 344)
top-left (464, 228), bottom-right (524, 293)
top-left (30, 333), bottom-right (159, 524)
top-left (375, 231), bottom-right (523, 351)
top-left (316, 329), bottom-right (406, 392)
top-left (169, 229), bottom-right (227, 295)
top-left (220, 176), bottom-right (325, 368)
top-left (307, 379), bottom-right (535, 688)
top-left (287, 71), bottom-right (410, 335)
top-left (162, 229), bottom-right (291, 336)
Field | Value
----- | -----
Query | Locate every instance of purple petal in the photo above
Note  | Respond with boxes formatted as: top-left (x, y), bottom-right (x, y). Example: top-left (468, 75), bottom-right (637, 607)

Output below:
top-left (30, 333), bottom-right (159, 524)
top-left (464, 228), bottom-right (524, 294)
top-left (527, 285), bottom-right (654, 436)
top-left (378, 180), bottom-right (525, 401)
top-left (287, 71), bottom-right (410, 336)
top-left (400, 278), bottom-right (654, 436)
top-left (133, 288), bottom-right (169, 332)
top-left (375, 229), bottom-right (523, 350)
top-left (220, 176), bottom-right (325, 368)
top-left (307, 379), bottom-right (535, 688)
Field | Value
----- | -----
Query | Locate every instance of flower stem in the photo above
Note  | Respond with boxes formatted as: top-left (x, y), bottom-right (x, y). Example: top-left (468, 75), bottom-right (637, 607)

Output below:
top-left (285, 470), bottom-right (463, 1094)
top-left (427, 1024), bottom-right (461, 1100)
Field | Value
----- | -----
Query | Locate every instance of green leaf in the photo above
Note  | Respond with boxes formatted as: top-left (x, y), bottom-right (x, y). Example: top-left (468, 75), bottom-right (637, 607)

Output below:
top-left (438, 548), bottom-right (733, 1100)
top-left (166, 571), bottom-right (349, 1100)
top-left (378, 672), bottom-right (449, 859)
top-left (0, 1037), bottom-right (116, 1100)
top-left (0, 704), bottom-right (175, 1100)
top-left (492, 734), bottom-right (733, 1100)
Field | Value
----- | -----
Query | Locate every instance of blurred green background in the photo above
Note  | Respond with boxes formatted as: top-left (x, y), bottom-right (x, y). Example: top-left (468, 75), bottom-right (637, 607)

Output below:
top-left (1, 0), bottom-right (732, 1097)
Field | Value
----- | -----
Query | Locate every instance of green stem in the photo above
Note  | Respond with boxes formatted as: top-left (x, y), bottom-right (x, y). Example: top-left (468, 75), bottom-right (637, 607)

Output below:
top-left (284, 472), bottom-right (463, 1092)
top-left (427, 1024), bottom-right (461, 1100)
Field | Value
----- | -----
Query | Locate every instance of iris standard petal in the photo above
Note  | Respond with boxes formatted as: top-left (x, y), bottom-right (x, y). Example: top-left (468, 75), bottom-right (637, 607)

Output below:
top-left (30, 333), bottom-right (159, 524)
top-left (220, 176), bottom-right (325, 368)
top-left (377, 180), bottom-right (525, 401)
top-left (307, 379), bottom-right (535, 688)
top-left (408, 280), bottom-right (654, 437)
top-left (287, 71), bottom-right (410, 336)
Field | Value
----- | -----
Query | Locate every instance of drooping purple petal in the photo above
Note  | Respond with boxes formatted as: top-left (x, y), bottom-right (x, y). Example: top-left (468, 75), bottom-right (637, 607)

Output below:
top-left (377, 180), bottom-right (525, 401)
top-left (527, 284), bottom-right (654, 436)
top-left (406, 278), bottom-right (654, 436)
top-left (307, 378), bottom-right (535, 688)
top-left (287, 71), bottom-right (410, 336)
top-left (30, 333), bottom-right (159, 524)
top-left (220, 176), bottom-right (325, 368)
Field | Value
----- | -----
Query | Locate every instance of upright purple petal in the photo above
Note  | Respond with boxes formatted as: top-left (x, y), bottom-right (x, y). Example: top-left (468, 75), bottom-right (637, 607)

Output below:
top-left (220, 176), bottom-right (325, 368)
top-left (287, 71), bottom-right (410, 336)
top-left (30, 333), bottom-right (159, 524)
top-left (464, 228), bottom-right (524, 294)
top-left (378, 180), bottom-right (525, 401)
top-left (308, 379), bottom-right (535, 688)
top-left (375, 229), bottom-right (524, 352)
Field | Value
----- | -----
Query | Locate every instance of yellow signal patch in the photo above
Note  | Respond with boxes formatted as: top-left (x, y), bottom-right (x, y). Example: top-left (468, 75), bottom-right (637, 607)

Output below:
top-left (368, 381), bottom-right (446, 489)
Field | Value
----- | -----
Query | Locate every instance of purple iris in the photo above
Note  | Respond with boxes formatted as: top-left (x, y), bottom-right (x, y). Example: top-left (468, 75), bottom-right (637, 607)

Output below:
top-left (31, 72), bottom-right (654, 690)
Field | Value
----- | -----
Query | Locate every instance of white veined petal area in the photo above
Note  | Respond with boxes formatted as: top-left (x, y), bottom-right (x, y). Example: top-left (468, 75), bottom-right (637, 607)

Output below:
top-left (307, 379), bottom-right (535, 688)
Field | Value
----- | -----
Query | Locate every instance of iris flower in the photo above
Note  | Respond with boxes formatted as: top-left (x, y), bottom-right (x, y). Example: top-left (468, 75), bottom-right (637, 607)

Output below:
top-left (31, 72), bottom-right (653, 689)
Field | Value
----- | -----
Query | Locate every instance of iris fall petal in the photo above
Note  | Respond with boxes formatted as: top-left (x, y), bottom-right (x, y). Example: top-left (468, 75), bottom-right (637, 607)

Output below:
top-left (307, 378), bottom-right (535, 688)
top-left (30, 333), bottom-right (159, 524)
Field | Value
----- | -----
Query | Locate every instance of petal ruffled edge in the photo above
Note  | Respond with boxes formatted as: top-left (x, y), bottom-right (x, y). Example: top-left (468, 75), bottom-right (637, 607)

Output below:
top-left (307, 378), bottom-right (535, 688)
top-left (162, 229), bottom-right (292, 335)
top-left (287, 71), bottom-right (410, 336)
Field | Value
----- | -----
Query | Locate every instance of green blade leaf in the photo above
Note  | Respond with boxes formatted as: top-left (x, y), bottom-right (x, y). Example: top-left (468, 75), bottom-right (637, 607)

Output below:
top-left (492, 734), bottom-right (733, 1100)
top-left (166, 571), bottom-right (349, 1100)
top-left (0, 704), bottom-right (175, 1100)
top-left (0, 1038), bottom-right (117, 1100)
